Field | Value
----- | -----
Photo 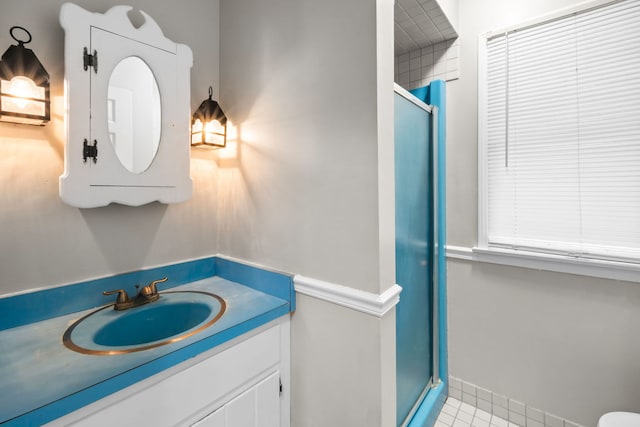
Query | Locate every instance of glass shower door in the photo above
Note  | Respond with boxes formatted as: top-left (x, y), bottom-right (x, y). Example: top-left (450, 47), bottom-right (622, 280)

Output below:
top-left (394, 89), bottom-right (434, 426)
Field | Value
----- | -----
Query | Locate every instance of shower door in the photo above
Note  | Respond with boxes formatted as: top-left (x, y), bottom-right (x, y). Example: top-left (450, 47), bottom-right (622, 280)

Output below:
top-left (394, 86), bottom-right (435, 426)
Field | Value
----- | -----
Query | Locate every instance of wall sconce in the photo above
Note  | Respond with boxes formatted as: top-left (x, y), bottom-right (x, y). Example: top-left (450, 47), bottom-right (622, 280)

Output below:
top-left (191, 86), bottom-right (227, 148)
top-left (0, 26), bottom-right (50, 125)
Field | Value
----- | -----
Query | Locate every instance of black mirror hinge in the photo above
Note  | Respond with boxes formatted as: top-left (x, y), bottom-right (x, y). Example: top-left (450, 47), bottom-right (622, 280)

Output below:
top-left (83, 47), bottom-right (98, 73)
top-left (83, 139), bottom-right (98, 163)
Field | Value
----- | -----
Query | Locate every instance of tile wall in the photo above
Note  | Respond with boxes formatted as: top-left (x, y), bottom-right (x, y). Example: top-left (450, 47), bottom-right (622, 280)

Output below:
top-left (448, 376), bottom-right (585, 427)
top-left (394, 0), bottom-right (458, 54)
top-left (395, 38), bottom-right (459, 91)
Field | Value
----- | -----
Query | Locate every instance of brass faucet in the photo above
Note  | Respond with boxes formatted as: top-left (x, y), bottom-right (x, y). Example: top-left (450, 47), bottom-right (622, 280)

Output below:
top-left (103, 277), bottom-right (168, 310)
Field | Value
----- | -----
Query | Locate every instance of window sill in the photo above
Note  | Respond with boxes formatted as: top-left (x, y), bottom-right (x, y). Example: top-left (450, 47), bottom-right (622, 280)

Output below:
top-left (446, 245), bottom-right (640, 283)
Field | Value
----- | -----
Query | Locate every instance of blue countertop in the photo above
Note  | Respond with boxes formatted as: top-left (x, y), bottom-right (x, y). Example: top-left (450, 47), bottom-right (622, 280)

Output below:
top-left (0, 256), bottom-right (295, 426)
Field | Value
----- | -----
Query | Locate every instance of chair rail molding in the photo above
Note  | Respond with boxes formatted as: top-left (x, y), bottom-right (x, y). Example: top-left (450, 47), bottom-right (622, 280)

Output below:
top-left (293, 275), bottom-right (402, 318)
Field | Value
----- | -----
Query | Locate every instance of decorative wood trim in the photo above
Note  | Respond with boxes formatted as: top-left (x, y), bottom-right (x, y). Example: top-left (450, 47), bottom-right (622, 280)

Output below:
top-left (445, 245), bottom-right (640, 283)
top-left (445, 245), bottom-right (474, 261)
top-left (293, 275), bottom-right (402, 318)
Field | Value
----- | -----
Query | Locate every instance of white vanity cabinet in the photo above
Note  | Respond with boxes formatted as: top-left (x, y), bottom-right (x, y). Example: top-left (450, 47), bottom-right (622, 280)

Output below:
top-left (46, 317), bottom-right (290, 427)
top-left (193, 372), bottom-right (280, 427)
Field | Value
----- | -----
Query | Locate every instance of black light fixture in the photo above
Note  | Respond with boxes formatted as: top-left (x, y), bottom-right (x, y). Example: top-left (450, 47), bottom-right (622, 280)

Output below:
top-left (0, 26), bottom-right (50, 125)
top-left (191, 86), bottom-right (227, 148)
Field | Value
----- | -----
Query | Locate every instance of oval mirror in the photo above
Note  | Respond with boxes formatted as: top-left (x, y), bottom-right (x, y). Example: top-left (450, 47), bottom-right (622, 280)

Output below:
top-left (107, 57), bottom-right (161, 174)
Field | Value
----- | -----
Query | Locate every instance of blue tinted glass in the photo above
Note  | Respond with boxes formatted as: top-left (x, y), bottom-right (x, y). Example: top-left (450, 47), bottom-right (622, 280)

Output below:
top-left (395, 92), bottom-right (433, 425)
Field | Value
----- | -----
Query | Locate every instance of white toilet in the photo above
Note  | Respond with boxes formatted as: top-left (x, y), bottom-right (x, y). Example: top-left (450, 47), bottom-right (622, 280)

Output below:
top-left (598, 412), bottom-right (640, 427)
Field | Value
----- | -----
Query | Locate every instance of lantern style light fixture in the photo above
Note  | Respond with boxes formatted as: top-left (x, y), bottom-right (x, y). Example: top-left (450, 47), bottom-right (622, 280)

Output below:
top-left (191, 86), bottom-right (227, 148)
top-left (0, 26), bottom-right (50, 125)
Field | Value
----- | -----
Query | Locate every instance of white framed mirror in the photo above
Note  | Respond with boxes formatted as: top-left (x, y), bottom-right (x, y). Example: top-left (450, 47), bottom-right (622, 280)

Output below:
top-left (59, 3), bottom-right (193, 208)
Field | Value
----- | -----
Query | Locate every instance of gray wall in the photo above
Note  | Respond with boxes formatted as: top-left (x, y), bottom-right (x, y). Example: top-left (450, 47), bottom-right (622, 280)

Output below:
top-left (0, 0), bottom-right (220, 295)
top-left (447, 0), bottom-right (640, 425)
top-left (219, 0), bottom-right (396, 425)
top-left (217, 0), bottom-right (395, 295)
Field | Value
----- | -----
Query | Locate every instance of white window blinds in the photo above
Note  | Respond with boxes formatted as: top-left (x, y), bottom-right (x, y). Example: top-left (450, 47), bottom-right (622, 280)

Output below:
top-left (483, 0), bottom-right (640, 262)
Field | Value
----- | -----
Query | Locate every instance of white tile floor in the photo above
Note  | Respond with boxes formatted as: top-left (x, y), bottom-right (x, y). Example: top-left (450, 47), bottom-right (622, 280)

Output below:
top-left (436, 397), bottom-right (521, 427)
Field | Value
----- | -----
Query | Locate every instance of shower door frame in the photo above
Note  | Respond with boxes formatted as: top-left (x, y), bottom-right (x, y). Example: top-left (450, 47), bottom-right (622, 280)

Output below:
top-left (394, 81), bottom-right (448, 427)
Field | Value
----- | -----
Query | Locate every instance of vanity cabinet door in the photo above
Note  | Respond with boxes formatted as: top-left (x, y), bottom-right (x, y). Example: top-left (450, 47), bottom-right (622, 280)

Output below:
top-left (193, 372), bottom-right (280, 427)
top-left (87, 27), bottom-right (177, 188)
top-left (192, 407), bottom-right (224, 427)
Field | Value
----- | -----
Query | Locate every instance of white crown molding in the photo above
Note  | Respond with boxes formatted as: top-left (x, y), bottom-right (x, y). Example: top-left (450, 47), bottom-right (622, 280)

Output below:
top-left (293, 275), bottom-right (402, 318)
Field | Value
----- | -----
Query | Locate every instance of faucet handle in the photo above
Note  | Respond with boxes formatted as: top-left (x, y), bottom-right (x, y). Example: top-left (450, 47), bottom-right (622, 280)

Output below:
top-left (103, 289), bottom-right (130, 304)
top-left (147, 277), bottom-right (168, 295)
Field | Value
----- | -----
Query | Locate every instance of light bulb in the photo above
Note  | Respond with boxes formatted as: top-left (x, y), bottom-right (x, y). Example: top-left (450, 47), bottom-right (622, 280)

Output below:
top-left (1, 76), bottom-right (45, 115)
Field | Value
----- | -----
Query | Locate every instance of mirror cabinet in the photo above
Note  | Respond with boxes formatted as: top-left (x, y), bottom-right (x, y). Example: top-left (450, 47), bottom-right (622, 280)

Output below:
top-left (60, 3), bottom-right (193, 207)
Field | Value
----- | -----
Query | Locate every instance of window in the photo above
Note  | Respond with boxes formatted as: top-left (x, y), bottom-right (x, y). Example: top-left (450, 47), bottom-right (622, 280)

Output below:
top-left (478, 0), bottom-right (640, 270)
